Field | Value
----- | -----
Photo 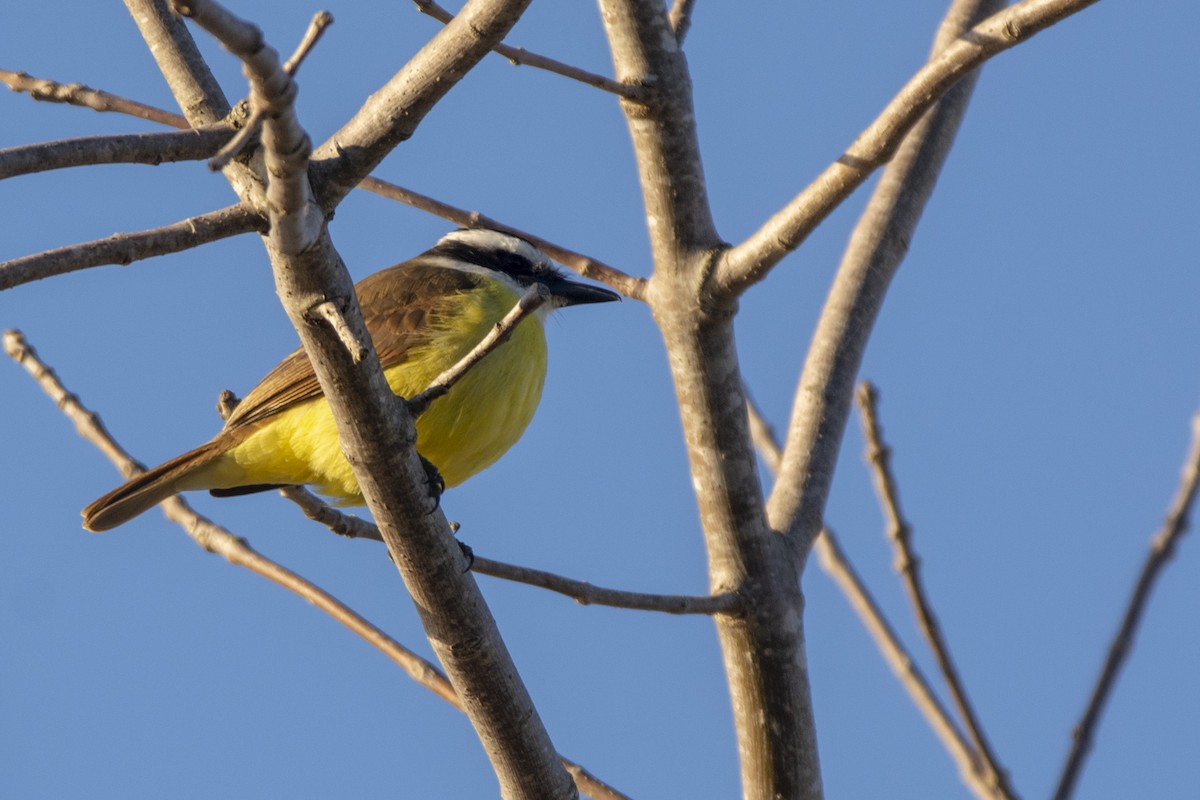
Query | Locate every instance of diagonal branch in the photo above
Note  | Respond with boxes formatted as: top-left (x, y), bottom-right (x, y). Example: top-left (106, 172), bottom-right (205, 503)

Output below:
top-left (0, 67), bottom-right (190, 128)
top-left (309, 0), bottom-right (538, 210)
top-left (473, 555), bottom-right (740, 615)
top-left (856, 382), bottom-right (1014, 798)
top-left (2, 328), bottom-right (629, 800)
top-left (715, 0), bottom-right (1105, 297)
top-left (359, 177), bottom-right (646, 299)
top-left (407, 282), bottom-right (550, 416)
top-left (207, 10), bottom-right (334, 171)
top-left (764, 0), bottom-right (1004, 561)
top-left (123, 0), bottom-right (231, 126)
top-left (172, 2), bottom-right (574, 796)
top-left (412, 0), bottom-right (643, 99)
top-left (1053, 410), bottom-right (1200, 800)
top-left (0, 204), bottom-right (263, 291)
top-left (815, 527), bottom-right (1001, 799)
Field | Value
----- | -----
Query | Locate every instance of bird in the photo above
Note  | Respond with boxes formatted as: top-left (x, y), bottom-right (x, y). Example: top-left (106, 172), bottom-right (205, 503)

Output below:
top-left (82, 228), bottom-right (619, 532)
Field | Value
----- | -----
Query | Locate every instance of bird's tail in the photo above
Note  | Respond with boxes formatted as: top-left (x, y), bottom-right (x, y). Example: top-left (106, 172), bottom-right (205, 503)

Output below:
top-left (82, 440), bottom-right (226, 532)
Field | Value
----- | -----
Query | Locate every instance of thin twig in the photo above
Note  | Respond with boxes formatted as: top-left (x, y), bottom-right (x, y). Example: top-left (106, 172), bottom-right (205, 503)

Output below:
top-left (283, 10), bottom-right (334, 73)
top-left (1, 71), bottom-right (640, 302)
top-left (0, 68), bottom-right (191, 128)
top-left (281, 486), bottom-right (384, 540)
top-left (408, 283), bottom-right (549, 417)
top-left (856, 382), bottom-right (1013, 798)
top-left (473, 556), bottom-right (739, 615)
top-left (280, 486), bottom-right (736, 615)
top-left (359, 176), bottom-right (647, 301)
top-left (0, 204), bottom-right (263, 291)
top-left (815, 527), bottom-right (998, 798)
top-left (1053, 410), bottom-right (1200, 800)
top-left (411, 0), bottom-right (643, 99)
top-left (3, 328), bottom-right (629, 800)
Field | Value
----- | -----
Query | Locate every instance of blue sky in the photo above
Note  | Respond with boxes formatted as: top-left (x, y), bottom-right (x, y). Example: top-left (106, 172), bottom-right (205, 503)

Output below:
top-left (2, 2), bottom-right (1198, 798)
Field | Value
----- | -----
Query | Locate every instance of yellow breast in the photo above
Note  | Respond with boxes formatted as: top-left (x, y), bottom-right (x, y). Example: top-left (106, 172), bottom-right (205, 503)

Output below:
top-left (201, 279), bottom-right (548, 502)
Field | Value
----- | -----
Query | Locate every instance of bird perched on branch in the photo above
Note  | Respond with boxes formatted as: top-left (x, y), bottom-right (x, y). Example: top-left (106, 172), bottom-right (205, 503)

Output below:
top-left (83, 228), bottom-right (619, 531)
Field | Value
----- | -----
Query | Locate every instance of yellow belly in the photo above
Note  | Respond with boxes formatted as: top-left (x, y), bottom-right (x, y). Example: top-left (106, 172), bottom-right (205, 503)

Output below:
top-left (194, 284), bottom-right (548, 502)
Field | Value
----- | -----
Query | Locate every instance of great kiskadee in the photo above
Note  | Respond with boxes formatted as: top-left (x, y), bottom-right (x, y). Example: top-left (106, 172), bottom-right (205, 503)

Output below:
top-left (82, 229), bottom-right (619, 532)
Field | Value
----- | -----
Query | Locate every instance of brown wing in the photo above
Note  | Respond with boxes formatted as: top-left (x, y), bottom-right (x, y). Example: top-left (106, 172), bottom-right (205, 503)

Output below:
top-left (223, 259), bottom-right (480, 431)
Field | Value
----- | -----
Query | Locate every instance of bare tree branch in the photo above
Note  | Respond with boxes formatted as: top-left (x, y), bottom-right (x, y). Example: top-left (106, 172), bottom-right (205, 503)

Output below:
top-left (208, 10), bottom-right (334, 171)
top-left (745, 388), bottom-right (783, 476)
top-left (0, 68), bottom-right (190, 128)
top-left (1053, 409), bottom-right (1200, 800)
top-left (473, 556), bottom-right (740, 615)
top-left (123, 0), bottom-right (231, 126)
top-left (0, 204), bottom-right (263, 291)
top-left (715, 0), bottom-right (1105, 297)
top-left (359, 176), bottom-right (646, 299)
top-left (814, 527), bottom-right (1004, 799)
top-left (309, 0), bottom-right (538, 210)
top-left (0, 128), bottom-right (231, 180)
top-left (747, 384), bottom-right (1005, 798)
top-left (856, 382), bottom-right (1014, 798)
top-left (0, 68), bottom-right (641, 303)
top-left (278, 482), bottom-right (739, 616)
top-left (412, 0), bottom-right (643, 99)
top-left (764, 0), bottom-right (1004, 561)
top-left (599, 2), bottom-right (822, 798)
top-left (2, 328), bottom-right (628, 800)
top-left (171, 2), bottom-right (575, 796)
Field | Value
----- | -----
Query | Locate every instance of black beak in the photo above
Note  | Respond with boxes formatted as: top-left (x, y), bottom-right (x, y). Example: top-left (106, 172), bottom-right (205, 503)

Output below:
top-left (546, 277), bottom-right (622, 307)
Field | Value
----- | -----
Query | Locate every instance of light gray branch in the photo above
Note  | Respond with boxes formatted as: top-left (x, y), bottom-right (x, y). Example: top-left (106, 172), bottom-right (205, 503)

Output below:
top-left (412, 0), bottom-right (642, 99)
top-left (0, 128), bottom-right (231, 180)
top-left (309, 0), bottom-right (535, 210)
top-left (599, 2), bottom-right (820, 798)
top-left (0, 204), bottom-right (262, 291)
top-left (765, 0), bottom-right (1005, 561)
top-left (123, 0), bottom-right (231, 125)
top-left (170, 2), bottom-right (574, 796)
top-left (715, 0), bottom-right (1105, 297)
